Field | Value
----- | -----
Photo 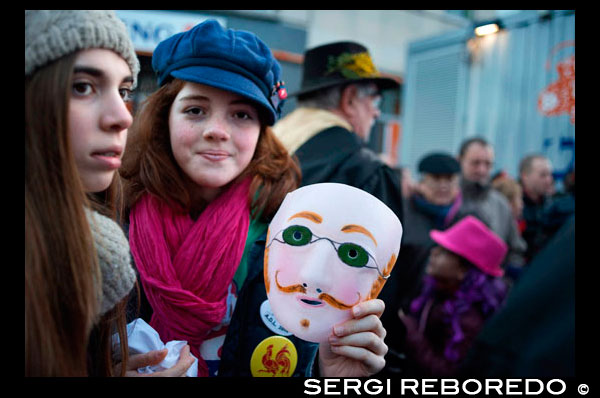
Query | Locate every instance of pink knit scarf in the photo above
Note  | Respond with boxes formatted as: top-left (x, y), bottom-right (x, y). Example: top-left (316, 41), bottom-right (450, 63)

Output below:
top-left (128, 178), bottom-right (251, 377)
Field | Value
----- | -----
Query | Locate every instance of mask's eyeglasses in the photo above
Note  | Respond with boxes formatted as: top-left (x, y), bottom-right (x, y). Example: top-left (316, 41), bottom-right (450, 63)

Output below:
top-left (267, 225), bottom-right (388, 279)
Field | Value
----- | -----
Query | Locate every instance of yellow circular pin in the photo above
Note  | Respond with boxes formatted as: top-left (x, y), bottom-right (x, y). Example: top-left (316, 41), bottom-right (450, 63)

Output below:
top-left (250, 335), bottom-right (298, 377)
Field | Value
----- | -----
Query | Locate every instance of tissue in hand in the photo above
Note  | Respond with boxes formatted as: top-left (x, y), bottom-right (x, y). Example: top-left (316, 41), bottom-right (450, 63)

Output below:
top-left (117, 318), bottom-right (198, 377)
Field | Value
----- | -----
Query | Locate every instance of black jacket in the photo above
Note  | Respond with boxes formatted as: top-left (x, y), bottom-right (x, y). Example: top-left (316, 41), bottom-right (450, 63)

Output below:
top-left (294, 126), bottom-right (403, 223)
top-left (521, 193), bottom-right (574, 262)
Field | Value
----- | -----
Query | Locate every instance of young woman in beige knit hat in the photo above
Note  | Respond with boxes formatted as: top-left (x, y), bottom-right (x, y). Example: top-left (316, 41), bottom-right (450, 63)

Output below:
top-left (25, 10), bottom-right (194, 376)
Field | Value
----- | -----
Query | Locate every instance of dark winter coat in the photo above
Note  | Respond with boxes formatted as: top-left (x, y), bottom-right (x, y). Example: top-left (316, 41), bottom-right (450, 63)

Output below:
top-left (521, 193), bottom-right (574, 263)
top-left (294, 126), bottom-right (403, 222)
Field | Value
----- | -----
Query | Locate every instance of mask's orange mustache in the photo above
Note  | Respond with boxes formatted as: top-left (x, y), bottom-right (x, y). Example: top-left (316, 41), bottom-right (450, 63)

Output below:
top-left (275, 270), bottom-right (307, 294)
top-left (318, 292), bottom-right (361, 310)
top-left (275, 271), bottom-right (360, 310)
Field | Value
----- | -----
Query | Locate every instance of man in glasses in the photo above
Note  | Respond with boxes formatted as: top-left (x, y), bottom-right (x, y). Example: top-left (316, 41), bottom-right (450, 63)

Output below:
top-left (273, 41), bottom-right (403, 223)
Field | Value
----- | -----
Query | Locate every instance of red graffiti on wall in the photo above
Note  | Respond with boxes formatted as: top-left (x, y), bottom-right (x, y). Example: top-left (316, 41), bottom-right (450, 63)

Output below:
top-left (537, 41), bottom-right (575, 124)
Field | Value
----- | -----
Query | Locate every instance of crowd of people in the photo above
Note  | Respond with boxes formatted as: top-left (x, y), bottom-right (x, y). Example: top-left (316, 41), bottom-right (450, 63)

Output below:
top-left (25, 10), bottom-right (575, 378)
top-left (381, 143), bottom-right (574, 378)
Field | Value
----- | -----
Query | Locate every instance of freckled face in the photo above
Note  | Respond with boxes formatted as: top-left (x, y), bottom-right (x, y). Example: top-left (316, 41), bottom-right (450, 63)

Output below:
top-left (264, 183), bottom-right (403, 343)
top-left (168, 82), bottom-right (261, 201)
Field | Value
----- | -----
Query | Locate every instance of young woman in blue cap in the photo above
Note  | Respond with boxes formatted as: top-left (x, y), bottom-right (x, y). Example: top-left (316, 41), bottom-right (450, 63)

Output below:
top-left (120, 19), bottom-right (388, 377)
top-left (25, 10), bottom-right (194, 377)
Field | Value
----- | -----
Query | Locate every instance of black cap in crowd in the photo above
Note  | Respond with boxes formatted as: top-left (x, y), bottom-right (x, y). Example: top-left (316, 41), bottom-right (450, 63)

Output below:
top-left (418, 152), bottom-right (460, 175)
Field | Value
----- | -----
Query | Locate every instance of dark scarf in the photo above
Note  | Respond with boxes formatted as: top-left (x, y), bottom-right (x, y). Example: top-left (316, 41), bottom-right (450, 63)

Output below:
top-left (412, 193), bottom-right (462, 229)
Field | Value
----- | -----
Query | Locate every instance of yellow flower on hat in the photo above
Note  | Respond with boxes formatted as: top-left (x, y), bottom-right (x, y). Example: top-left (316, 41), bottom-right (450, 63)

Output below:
top-left (348, 52), bottom-right (378, 76)
top-left (327, 51), bottom-right (380, 79)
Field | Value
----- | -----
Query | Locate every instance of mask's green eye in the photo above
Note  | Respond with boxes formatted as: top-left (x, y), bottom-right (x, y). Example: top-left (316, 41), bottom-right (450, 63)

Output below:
top-left (338, 243), bottom-right (369, 267)
top-left (282, 225), bottom-right (312, 246)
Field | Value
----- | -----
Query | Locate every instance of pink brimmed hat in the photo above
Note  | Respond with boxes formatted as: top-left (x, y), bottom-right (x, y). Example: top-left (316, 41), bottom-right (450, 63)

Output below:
top-left (429, 215), bottom-right (508, 277)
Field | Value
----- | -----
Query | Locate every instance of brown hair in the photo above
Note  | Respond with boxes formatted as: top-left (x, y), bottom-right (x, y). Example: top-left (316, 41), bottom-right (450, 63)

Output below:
top-left (120, 78), bottom-right (301, 221)
top-left (25, 54), bottom-right (130, 376)
top-left (87, 299), bottom-right (131, 376)
top-left (492, 176), bottom-right (522, 203)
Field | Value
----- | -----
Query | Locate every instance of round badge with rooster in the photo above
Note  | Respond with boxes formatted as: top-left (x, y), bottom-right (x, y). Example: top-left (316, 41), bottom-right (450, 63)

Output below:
top-left (250, 336), bottom-right (297, 377)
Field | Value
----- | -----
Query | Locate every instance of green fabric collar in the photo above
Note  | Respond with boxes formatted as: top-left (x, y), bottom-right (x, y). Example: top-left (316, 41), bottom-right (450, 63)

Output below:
top-left (233, 214), bottom-right (268, 290)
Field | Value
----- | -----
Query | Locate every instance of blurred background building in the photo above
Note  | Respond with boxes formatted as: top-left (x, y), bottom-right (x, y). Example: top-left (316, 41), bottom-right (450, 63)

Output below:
top-left (116, 10), bottom-right (574, 185)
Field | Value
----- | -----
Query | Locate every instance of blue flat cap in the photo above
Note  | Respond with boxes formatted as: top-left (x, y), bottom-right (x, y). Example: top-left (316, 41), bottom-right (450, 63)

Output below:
top-left (152, 19), bottom-right (286, 125)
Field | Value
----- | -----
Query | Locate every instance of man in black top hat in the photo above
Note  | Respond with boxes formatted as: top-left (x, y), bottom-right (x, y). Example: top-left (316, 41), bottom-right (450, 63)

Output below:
top-left (273, 41), bottom-right (403, 223)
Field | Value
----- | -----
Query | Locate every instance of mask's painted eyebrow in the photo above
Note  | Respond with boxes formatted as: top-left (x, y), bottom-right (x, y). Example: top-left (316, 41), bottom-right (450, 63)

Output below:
top-left (341, 224), bottom-right (377, 247)
top-left (287, 211), bottom-right (323, 224)
top-left (73, 65), bottom-right (133, 84)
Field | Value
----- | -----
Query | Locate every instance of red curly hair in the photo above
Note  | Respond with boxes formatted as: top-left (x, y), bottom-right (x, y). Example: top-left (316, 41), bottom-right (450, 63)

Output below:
top-left (120, 79), bottom-right (301, 222)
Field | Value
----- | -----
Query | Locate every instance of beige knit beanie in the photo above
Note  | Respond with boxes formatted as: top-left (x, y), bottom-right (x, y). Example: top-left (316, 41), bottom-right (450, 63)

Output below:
top-left (86, 209), bottom-right (137, 316)
top-left (25, 10), bottom-right (140, 87)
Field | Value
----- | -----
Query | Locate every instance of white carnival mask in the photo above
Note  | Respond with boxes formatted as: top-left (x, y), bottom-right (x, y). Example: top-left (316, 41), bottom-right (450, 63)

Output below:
top-left (264, 183), bottom-right (403, 343)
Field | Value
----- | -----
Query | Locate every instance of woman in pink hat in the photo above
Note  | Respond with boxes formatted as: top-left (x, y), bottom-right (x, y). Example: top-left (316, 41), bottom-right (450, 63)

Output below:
top-left (397, 215), bottom-right (509, 377)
